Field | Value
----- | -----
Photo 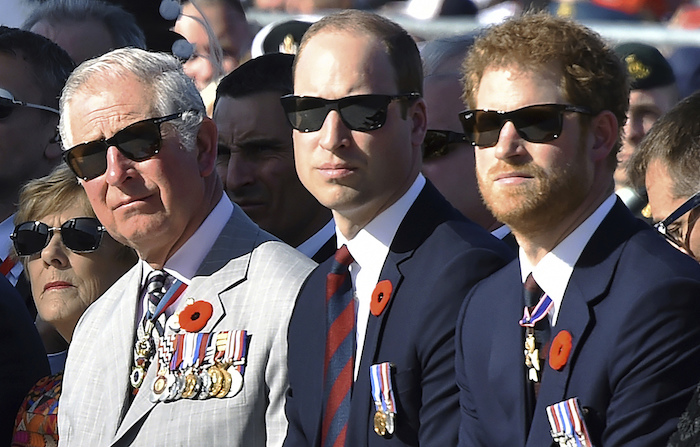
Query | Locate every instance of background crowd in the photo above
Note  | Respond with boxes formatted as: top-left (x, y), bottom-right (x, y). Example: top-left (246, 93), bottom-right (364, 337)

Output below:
top-left (1, 0), bottom-right (700, 447)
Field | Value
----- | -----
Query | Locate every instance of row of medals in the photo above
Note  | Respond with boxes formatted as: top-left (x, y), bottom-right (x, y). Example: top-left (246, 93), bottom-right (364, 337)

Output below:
top-left (131, 323), bottom-right (245, 402)
top-left (151, 360), bottom-right (244, 402)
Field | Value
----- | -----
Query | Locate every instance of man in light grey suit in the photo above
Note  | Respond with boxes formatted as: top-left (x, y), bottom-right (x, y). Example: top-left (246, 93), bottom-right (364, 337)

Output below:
top-left (57, 47), bottom-right (316, 446)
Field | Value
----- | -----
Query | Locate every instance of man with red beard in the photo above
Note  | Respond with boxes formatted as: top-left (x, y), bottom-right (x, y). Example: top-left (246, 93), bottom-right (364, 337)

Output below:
top-left (455, 13), bottom-right (700, 447)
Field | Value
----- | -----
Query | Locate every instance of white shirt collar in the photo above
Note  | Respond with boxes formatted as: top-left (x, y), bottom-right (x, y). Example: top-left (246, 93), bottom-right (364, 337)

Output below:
top-left (142, 195), bottom-right (234, 285)
top-left (335, 173), bottom-right (425, 380)
top-left (296, 218), bottom-right (335, 258)
top-left (519, 194), bottom-right (616, 325)
top-left (337, 174), bottom-right (426, 268)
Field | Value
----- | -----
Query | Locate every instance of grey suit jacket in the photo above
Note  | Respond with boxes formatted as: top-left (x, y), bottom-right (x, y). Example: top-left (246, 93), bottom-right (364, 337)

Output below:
top-left (58, 206), bottom-right (316, 447)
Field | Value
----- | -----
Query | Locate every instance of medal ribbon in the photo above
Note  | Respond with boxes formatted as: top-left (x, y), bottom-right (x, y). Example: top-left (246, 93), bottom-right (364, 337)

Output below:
top-left (370, 363), bottom-right (396, 415)
top-left (148, 279), bottom-right (187, 323)
top-left (170, 334), bottom-right (185, 371)
top-left (157, 335), bottom-right (177, 371)
top-left (519, 294), bottom-right (553, 327)
top-left (546, 398), bottom-right (591, 447)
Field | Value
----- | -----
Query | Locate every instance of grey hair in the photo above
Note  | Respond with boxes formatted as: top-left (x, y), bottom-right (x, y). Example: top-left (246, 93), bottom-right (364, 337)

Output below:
top-left (59, 48), bottom-right (205, 151)
top-left (421, 33), bottom-right (475, 79)
top-left (22, 0), bottom-right (146, 51)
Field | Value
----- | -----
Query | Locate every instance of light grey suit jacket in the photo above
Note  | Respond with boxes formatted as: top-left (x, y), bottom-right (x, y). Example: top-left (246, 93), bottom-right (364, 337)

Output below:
top-left (58, 206), bottom-right (316, 446)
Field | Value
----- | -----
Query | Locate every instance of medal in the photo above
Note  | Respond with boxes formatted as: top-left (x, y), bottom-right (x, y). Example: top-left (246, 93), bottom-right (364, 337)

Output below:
top-left (519, 294), bottom-right (552, 383)
top-left (216, 364), bottom-right (232, 398)
top-left (374, 411), bottom-right (388, 436)
top-left (208, 364), bottom-right (224, 397)
top-left (181, 371), bottom-right (200, 398)
top-left (198, 368), bottom-right (211, 400)
top-left (131, 278), bottom-right (188, 393)
top-left (370, 362), bottom-right (397, 438)
top-left (226, 365), bottom-right (244, 397)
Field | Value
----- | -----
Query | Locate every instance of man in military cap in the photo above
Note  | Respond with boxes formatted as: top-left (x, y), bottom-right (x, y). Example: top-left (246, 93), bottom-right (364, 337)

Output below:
top-left (614, 42), bottom-right (678, 214)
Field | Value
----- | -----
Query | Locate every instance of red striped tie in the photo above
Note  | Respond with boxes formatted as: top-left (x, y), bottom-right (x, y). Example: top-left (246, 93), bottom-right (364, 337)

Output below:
top-left (321, 245), bottom-right (355, 447)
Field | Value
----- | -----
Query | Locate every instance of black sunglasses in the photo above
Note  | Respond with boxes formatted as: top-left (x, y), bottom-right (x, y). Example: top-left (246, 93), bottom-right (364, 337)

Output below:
top-left (63, 112), bottom-right (185, 181)
top-left (654, 191), bottom-right (700, 250)
top-left (280, 93), bottom-right (420, 133)
top-left (423, 130), bottom-right (468, 160)
top-left (458, 103), bottom-right (593, 148)
top-left (0, 87), bottom-right (59, 120)
top-left (11, 217), bottom-right (106, 257)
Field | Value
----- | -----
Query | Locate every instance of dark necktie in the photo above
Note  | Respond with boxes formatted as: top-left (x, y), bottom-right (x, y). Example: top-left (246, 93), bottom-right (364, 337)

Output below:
top-left (145, 269), bottom-right (168, 336)
top-left (321, 245), bottom-right (355, 447)
top-left (523, 273), bottom-right (551, 422)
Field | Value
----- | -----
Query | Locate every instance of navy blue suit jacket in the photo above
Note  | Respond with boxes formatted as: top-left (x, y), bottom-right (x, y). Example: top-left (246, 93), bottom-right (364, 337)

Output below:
top-left (456, 200), bottom-right (700, 447)
top-left (284, 182), bottom-right (514, 446)
top-left (0, 273), bottom-right (49, 445)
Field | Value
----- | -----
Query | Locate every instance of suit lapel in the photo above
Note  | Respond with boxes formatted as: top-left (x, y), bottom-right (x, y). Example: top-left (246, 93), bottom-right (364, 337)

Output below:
top-left (101, 267), bottom-right (144, 440)
top-left (488, 263), bottom-right (530, 444)
top-left (113, 206), bottom-right (265, 444)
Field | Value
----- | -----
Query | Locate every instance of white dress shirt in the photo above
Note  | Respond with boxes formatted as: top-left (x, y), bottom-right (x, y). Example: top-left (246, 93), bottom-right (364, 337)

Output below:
top-left (337, 174), bottom-right (426, 379)
top-left (139, 195), bottom-right (234, 319)
top-left (519, 194), bottom-right (616, 326)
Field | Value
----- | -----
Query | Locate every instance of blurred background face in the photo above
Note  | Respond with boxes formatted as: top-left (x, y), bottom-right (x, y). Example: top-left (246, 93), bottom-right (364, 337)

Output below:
top-left (214, 92), bottom-right (326, 246)
top-left (0, 54), bottom-right (60, 220)
top-left (30, 19), bottom-right (115, 64)
top-left (174, 2), bottom-right (248, 91)
top-left (645, 158), bottom-right (700, 261)
top-left (422, 74), bottom-right (496, 230)
top-left (26, 202), bottom-right (134, 342)
top-left (615, 85), bottom-right (678, 187)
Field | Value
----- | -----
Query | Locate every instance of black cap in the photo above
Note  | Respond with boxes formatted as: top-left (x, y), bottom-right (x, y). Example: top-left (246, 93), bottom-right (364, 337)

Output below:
top-left (250, 18), bottom-right (316, 59)
top-left (615, 42), bottom-right (675, 90)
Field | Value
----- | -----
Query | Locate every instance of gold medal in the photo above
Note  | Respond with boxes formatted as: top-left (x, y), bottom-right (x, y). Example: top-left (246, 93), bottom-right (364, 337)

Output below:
top-left (182, 373), bottom-right (199, 398)
top-left (374, 410), bottom-right (387, 437)
top-left (208, 365), bottom-right (223, 397)
top-left (216, 366), bottom-right (232, 398)
top-left (153, 374), bottom-right (168, 394)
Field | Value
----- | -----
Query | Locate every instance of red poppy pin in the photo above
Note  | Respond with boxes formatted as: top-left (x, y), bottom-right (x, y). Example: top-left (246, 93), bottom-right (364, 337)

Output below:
top-left (549, 330), bottom-right (573, 371)
top-left (178, 299), bottom-right (213, 332)
top-left (370, 280), bottom-right (393, 316)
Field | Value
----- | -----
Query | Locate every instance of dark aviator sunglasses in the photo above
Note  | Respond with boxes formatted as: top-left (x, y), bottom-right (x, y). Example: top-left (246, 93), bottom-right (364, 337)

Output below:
top-left (458, 103), bottom-right (593, 148)
top-left (63, 112), bottom-right (188, 181)
top-left (280, 93), bottom-right (421, 133)
top-left (12, 217), bottom-right (106, 257)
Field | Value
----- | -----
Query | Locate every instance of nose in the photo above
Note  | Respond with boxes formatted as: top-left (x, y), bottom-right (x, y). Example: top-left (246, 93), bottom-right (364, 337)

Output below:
top-left (623, 114), bottom-right (644, 146)
top-left (226, 152), bottom-right (257, 192)
top-left (318, 110), bottom-right (351, 153)
top-left (40, 231), bottom-right (70, 269)
top-left (104, 145), bottom-right (134, 186)
top-left (493, 121), bottom-right (526, 160)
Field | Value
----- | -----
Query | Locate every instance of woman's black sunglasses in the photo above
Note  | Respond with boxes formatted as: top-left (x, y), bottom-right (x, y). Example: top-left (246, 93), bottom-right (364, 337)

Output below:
top-left (422, 130), bottom-right (468, 160)
top-left (458, 103), bottom-right (593, 148)
top-left (280, 93), bottom-right (420, 133)
top-left (11, 217), bottom-right (106, 257)
top-left (63, 112), bottom-right (186, 181)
